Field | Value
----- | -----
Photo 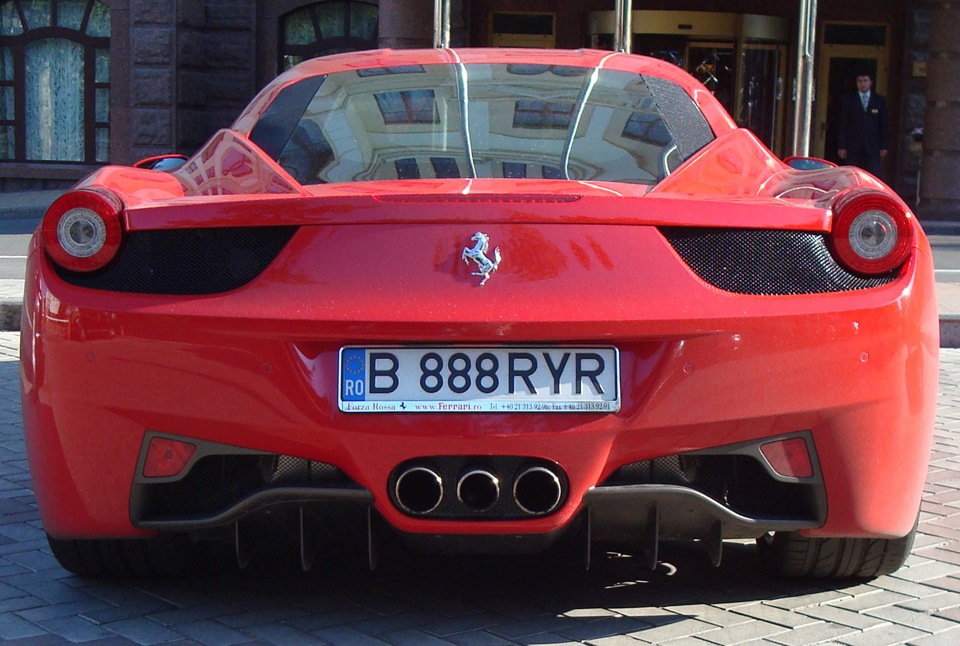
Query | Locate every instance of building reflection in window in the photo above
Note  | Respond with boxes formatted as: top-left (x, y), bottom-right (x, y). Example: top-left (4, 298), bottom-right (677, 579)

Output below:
top-left (513, 100), bottom-right (575, 129)
top-left (430, 157), bottom-right (460, 178)
top-left (254, 63), bottom-right (709, 186)
top-left (622, 111), bottom-right (672, 147)
top-left (374, 90), bottom-right (438, 124)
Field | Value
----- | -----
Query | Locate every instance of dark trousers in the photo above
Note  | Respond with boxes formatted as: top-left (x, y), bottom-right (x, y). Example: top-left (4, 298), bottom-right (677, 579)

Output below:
top-left (845, 147), bottom-right (882, 177)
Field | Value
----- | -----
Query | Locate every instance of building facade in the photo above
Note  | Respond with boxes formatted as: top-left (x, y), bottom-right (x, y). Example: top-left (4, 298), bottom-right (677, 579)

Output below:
top-left (0, 0), bottom-right (956, 219)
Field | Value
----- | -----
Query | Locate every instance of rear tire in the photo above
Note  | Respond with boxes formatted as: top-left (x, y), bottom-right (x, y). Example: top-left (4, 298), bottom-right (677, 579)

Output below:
top-left (47, 533), bottom-right (201, 578)
top-left (757, 518), bottom-right (917, 579)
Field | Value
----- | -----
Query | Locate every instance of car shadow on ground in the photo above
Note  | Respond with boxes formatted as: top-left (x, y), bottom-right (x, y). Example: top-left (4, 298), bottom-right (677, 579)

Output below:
top-left (87, 537), bottom-right (858, 642)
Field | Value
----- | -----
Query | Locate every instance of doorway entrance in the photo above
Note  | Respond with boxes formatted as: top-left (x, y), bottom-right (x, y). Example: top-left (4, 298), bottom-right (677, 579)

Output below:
top-left (814, 23), bottom-right (889, 162)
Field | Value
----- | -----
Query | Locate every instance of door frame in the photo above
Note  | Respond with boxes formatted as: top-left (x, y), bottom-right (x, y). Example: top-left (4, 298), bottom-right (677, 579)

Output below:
top-left (814, 23), bottom-right (888, 159)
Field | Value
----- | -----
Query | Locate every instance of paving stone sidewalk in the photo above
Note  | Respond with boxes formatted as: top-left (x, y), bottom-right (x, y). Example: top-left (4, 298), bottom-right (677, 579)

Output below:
top-left (1, 333), bottom-right (960, 645)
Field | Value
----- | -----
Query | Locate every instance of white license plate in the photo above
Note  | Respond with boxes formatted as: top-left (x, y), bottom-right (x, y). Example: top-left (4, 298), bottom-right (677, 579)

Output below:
top-left (339, 346), bottom-right (620, 413)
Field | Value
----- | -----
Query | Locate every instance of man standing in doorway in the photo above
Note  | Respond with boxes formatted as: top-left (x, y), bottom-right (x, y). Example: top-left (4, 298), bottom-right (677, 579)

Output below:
top-left (837, 72), bottom-right (889, 177)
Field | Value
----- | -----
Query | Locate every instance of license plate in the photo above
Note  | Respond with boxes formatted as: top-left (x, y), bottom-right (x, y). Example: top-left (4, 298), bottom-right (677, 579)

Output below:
top-left (339, 346), bottom-right (620, 413)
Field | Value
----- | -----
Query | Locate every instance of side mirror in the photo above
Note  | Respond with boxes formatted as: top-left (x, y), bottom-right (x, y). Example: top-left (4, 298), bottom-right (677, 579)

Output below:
top-left (134, 154), bottom-right (189, 172)
top-left (784, 156), bottom-right (837, 171)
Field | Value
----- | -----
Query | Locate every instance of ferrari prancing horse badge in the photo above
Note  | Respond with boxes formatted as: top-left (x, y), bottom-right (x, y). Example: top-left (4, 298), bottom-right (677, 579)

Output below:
top-left (461, 232), bottom-right (502, 286)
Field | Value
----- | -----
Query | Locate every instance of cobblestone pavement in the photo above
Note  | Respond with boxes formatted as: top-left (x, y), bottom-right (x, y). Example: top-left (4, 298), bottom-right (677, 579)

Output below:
top-left (2, 333), bottom-right (960, 645)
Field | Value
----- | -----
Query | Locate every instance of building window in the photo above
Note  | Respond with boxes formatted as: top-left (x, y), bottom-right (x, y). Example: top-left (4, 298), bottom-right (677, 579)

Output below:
top-left (374, 89), bottom-right (437, 124)
top-left (0, 0), bottom-right (110, 163)
top-left (622, 111), bottom-right (672, 147)
top-left (280, 1), bottom-right (378, 71)
top-left (512, 99), bottom-right (574, 129)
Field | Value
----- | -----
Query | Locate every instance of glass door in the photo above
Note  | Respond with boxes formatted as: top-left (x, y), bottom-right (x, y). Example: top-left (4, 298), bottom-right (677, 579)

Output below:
top-left (632, 34), bottom-right (687, 68)
top-left (625, 15), bottom-right (788, 156)
top-left (739, 43), bottom-right (786, 154)
top-left (687, 43), bottom-right (736, 116)
top-left (634, 37), bottom-right (737, 116)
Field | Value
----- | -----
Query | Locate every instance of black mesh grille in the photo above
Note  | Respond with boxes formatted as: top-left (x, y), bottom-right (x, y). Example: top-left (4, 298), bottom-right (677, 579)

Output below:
top-left (54, 227), bottom-right (298, 295)
top-left (643, 75), bottom-right (715, 160)
top-left (134, 454), bottom-right (356, 522)
top-left (660, 227), bottom-right (897, 295)
top-left (603, 454), bottom-right (815, 519)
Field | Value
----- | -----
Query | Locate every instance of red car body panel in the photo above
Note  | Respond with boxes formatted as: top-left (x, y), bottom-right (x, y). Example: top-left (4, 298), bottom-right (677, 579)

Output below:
top-left (21, 48), bottom-right (937, 553)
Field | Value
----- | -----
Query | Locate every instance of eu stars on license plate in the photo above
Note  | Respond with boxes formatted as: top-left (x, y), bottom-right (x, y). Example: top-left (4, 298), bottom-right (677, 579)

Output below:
top-left (339, 347), bottom-right (620, 413)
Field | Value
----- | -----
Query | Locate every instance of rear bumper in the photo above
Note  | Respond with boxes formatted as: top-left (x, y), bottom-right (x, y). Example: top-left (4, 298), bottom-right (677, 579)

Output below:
top-left (21, 231), bottom-right (939, 545)
top-left (128, 432), bottom-right (824, 546)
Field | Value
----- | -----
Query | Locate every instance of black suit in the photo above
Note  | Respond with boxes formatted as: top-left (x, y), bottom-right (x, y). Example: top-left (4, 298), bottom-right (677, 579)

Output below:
top-left (838, 90), bottom-right (889, 176)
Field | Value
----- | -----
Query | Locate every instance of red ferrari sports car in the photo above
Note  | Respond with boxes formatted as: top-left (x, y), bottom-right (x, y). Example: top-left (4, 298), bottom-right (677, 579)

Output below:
top-left (22, 48), bottom-right (938, 579)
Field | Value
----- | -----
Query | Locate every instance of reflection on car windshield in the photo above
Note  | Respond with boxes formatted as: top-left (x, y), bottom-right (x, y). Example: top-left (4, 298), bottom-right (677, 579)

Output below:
top-left (253, 63), bottom-right (691, 186)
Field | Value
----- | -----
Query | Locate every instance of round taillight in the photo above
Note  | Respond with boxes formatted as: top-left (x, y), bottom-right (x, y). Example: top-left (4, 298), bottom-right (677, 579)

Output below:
top-left (829, 189), bottom-right (914, 276)
top-left (41, 188), bottom-right (124, 272)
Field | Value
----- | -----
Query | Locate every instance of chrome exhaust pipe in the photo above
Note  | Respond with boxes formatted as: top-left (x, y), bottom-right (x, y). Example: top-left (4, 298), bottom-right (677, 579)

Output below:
top-left (457, 469), bottom-right (500, 511)
top-left (395, 467), bottom-right (443, 515)
top-left (514, 466), bottom-right (562, 515)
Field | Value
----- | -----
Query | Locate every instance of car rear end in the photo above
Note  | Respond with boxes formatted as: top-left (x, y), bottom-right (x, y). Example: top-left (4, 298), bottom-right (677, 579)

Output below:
top-left (21, 48), bottom-right (938, 577)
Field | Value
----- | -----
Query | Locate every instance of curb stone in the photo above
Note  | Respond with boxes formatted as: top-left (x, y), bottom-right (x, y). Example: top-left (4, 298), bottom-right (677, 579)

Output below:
top-left (942, 316), bottom-right (960, 349)
top-left (0, 301), bottom-right (19, 332)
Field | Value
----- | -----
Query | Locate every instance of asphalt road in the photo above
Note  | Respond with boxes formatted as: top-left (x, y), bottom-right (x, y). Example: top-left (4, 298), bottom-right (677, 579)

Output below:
top-left (0, 217), bottom-right (34, 281)
top-left (930, 235), bottom-right (960, 283)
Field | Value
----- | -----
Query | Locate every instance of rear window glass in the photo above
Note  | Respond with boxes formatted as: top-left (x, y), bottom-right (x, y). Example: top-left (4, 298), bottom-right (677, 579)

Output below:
top-left (250, 63), bottom-right (712, 186)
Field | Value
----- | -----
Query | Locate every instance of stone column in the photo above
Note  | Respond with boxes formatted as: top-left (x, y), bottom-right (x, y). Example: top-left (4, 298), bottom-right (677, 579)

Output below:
top-left (128, 0), bottom-right (177, 163)
top-left (195, 0), bottom-right (257, 141)
top-left (379, 0), bottom-right (467, 49)
top-left (920, 2), bottom-right (960, 220)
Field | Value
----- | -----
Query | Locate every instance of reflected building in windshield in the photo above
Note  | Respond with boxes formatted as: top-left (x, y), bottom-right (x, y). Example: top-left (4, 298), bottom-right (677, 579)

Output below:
top-left (264, 62), bottom-right (696, 186)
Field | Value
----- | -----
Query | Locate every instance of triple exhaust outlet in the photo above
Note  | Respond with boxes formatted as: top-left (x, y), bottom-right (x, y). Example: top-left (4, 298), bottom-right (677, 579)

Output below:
top-left (394, 463), bottom-right (564, 517)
